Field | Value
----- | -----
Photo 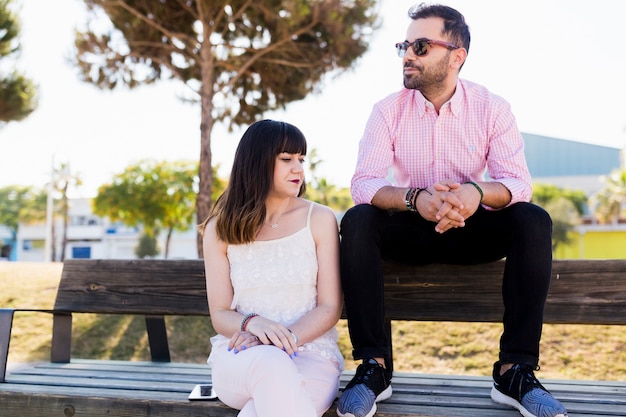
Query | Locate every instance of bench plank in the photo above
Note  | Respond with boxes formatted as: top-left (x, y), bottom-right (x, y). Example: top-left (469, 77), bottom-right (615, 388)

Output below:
top-left (382, 259), bottom-right (626, 324)
top-left (54, 259), bottom-right (209, 315)
top-left (53, 258), bottom-right (626, 324)
top-left (3, 360), bottom-right (625, 417)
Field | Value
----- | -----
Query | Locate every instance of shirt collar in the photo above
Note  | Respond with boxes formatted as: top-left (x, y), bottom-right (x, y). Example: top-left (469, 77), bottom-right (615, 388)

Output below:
top-left (447, 80), bottom-right (464, 116)
top-left (411, 79), bottom-right (464, 116)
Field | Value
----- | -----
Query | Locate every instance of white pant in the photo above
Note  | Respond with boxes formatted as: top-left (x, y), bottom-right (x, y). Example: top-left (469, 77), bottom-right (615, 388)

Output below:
top-left (211, 344), bottom-right (342, 417)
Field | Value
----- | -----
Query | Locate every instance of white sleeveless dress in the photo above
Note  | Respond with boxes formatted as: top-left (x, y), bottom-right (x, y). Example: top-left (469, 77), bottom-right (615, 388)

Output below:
top-left (208, 203), bottom-right (344, 368)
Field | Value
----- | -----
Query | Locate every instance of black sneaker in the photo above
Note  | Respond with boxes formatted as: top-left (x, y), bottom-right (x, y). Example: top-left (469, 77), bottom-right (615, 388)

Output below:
top-left (491, 362), bottom-right (568, 417)
top-left (336, 359), bottom-right (392, 417)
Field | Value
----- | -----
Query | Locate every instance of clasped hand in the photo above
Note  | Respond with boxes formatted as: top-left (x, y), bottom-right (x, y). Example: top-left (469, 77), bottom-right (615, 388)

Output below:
top-left (227, 315), bottom-right (298, 357)
top-left (416, 180), bottom-right (481, 234)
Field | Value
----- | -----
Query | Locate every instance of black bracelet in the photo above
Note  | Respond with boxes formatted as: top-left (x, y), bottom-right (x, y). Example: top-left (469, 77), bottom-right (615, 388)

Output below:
top-left (464, 181), bottom-right (483, 202)
top-left (411, 188), bottom-right (432, 209)
top-left (405, 187), bottom-right (432, 212)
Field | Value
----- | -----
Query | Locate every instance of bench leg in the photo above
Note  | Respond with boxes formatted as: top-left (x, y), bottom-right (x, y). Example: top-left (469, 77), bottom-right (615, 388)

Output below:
top-left (145, 316), bottom-right (171, 362)
top-left (0, 309), bottom-right (15, 382)
top-left (51, 312), bottom-right (72, 363)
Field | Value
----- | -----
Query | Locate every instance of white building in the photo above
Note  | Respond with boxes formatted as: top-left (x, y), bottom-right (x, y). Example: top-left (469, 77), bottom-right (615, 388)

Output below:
top-left (14, 198), bottom-right (199, 262)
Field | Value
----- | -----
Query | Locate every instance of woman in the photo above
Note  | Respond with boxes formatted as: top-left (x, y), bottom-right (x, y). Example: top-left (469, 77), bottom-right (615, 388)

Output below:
top-left (200, 119), bottom-right (344, 417)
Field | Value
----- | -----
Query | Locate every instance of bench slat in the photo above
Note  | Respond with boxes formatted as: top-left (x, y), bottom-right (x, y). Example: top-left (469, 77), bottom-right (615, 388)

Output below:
top-left (3, 361), bottom-right (626, 417)
top-left (382, 259), bottom-right (626, 324)
top-left (53, 259), bottom-right (626, 325)
top-left (54, 259), bottom-right (209, 315)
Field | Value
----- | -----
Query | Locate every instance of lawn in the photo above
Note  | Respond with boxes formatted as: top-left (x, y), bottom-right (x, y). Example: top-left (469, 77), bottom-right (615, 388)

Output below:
top-left (1, 262), bottom-right (624, 380)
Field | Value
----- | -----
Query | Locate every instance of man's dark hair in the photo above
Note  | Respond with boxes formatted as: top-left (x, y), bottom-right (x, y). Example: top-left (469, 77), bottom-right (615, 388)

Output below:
top-left (408, 3), bottom-right (471, 52)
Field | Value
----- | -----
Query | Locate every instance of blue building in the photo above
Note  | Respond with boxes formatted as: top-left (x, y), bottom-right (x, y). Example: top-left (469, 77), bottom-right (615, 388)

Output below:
top-left (523, 133), bottom-right (624, 196)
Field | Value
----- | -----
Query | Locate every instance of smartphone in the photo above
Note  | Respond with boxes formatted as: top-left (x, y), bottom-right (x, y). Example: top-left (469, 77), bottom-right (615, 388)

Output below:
top-left (188, 384), bottom-right (218, 400)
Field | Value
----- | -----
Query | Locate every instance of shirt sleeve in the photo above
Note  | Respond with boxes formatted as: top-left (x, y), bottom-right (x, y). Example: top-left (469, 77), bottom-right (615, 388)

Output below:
top-left (350, 103), bottom-right (395, 205)
top-left (483, 98), bottom-right (533, 206)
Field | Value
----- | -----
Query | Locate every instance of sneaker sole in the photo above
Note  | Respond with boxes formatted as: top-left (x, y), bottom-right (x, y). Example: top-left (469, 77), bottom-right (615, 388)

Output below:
top-left (491, 385), bottom-right (568, 417)
top-left (491, 386), bottom-right (535, 417)
top-left (337, 385), bottom-right (393, 417)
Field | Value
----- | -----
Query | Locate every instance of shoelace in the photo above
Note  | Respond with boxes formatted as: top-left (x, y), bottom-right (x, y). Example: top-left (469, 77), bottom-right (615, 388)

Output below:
top-left (349, 362), bottom-right (379, 386)
top-left (508, 364), bottom-right (545, 399)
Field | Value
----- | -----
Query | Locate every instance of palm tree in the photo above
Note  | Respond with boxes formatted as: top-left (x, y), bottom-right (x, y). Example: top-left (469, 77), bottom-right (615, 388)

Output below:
top-left (52, 163), bottom-right (82, 261)
top-left (591, 169), bottom-right (626, 224)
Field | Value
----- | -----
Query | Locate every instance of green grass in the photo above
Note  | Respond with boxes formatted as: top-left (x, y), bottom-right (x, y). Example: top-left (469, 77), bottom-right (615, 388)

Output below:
top-left (2, 262), bottom-right (625, 380)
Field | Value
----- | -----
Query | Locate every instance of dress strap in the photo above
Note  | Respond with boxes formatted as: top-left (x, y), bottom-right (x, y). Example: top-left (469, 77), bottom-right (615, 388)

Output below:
top-left (306, 202), bottom-right (314, 228)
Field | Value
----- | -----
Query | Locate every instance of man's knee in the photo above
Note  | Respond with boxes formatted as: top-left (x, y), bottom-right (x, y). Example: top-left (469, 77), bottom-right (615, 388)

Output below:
top-left (340, 204), bottom-right (381, 238)
top-left (513, 202), bottom-right (552, 231)
top-left (504, 203), bottom-right (553, 247)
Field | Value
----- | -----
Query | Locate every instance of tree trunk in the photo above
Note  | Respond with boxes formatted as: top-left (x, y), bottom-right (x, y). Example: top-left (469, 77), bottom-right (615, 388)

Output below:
top-left (50, 220), bottom-right (56, 262)
top-left (164, 227), bottom-right (173, 259)
top-left (196, 19), bottom-right (216, 259)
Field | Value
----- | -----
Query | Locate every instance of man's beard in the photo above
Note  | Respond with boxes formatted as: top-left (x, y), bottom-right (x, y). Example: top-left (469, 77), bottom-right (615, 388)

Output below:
top-left (403, 52), bottom-right (451, 92)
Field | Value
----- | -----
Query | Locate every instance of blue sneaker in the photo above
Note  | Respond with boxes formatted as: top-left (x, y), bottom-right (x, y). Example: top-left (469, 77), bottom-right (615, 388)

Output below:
top-left (337, 359), bottom-right (392, 417)
top-left (491, 362), bottom-right (568, 417)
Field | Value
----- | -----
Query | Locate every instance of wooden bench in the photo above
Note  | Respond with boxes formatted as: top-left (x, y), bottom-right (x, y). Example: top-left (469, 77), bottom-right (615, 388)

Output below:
top-left (1, 258), bottom-right (626, 417)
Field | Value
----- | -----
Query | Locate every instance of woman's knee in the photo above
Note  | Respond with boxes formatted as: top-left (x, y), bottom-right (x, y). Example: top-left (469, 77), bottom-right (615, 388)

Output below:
top-left (252, 344), bottom-right (293, 364)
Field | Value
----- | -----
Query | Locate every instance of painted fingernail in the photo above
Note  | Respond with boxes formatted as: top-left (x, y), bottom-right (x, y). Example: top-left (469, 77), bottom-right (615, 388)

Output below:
top-left (233, 348), bottom-right (239, 354)
top-left (241, 345), bottom-right (247, 350)
top-left (227, 347), bottom-right (232, 351)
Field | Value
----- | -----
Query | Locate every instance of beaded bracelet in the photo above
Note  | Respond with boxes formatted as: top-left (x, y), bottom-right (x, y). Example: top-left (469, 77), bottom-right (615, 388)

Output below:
top-left (404, 188), bottom-right (418, 212)
top-left (412, 188), bottom-right (431, 209)
top-left (240, 313), bottom-right (258, 331)
top-left (464, 181), bottom-right (484, 202)
top-left (406, 187), bottom-right (432, 211)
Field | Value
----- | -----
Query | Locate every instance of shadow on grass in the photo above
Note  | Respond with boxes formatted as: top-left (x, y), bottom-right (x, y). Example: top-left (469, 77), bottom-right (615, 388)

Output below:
top-left (28, 314), bottom-right (216, 363)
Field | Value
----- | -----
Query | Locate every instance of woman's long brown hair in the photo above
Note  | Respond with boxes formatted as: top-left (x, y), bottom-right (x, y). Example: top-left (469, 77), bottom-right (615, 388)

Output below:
top-left (199, 119), bottom-right (307, 244)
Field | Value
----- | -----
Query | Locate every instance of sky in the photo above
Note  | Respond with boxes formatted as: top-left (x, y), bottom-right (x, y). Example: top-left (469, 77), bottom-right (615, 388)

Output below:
top-left (2, 0), bottom-right (626, 198)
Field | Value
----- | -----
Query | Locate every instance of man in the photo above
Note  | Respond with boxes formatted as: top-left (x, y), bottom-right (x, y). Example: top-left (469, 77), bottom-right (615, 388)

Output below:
top-left (336, 3), bottom-right (568, 417)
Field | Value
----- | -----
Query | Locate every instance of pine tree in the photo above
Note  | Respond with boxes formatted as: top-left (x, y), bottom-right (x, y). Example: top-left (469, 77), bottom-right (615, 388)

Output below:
top-left (0, 0), bottom-right (38, 124)
top-left (73, 0), bottom-right (379, 254)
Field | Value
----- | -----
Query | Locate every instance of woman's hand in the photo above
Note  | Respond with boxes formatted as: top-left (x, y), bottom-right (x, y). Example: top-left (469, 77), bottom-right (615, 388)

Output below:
top-left (246, 315), bottom-right (299, 357)
top-left (227, 330), bottom-right (262, 353)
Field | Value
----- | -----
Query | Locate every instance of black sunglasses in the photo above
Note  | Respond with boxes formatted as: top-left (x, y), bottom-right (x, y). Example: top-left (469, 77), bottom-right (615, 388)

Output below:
top-left (395, 38), bottom-right (460, 58)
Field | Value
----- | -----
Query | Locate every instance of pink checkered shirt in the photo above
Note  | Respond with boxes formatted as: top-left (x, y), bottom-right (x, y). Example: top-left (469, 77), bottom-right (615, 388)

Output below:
top-left (351, 79), bottom-right (532, 207)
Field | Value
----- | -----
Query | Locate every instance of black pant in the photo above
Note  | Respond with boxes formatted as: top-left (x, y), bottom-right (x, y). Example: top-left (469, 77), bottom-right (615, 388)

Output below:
top-left (339, 202), bottom-right (552, 370)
